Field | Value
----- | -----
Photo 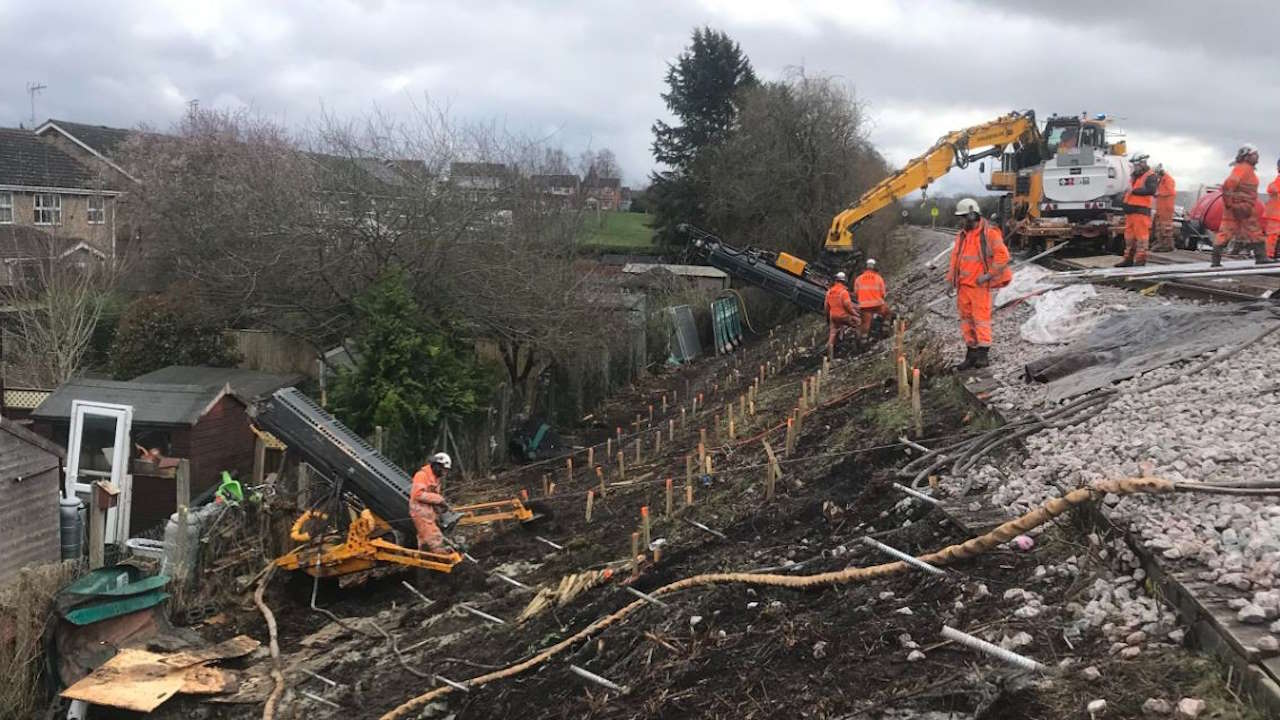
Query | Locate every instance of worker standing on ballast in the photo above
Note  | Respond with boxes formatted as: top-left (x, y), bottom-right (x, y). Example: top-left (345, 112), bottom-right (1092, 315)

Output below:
top-left (1118, 152), bottom-right (1158, 267)
top-left (1214, 144), bottom-right (1274, 266)
top-left (1266, 156), bottom-right (1280, 261)
top-left (854, 258), bottom-right (893, 338)
top-left (824, 271), bottom-right (859, 360)
top-left (947, 198), bottom-right (1011, 370)
top-left (1152, 164), bottom-right (1177, 252)
top-left (410, 452), bottom-right (452, 553)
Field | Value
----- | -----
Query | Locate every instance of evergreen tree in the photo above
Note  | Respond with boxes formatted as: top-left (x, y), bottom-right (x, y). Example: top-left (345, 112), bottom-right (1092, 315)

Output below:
top-left (649, 27), bottom-right (756, 244)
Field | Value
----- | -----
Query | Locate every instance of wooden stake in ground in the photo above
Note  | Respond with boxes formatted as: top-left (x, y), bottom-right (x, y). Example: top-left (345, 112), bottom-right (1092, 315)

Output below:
top-left (585, 491), bottom-right (594, 522)
top-left (654, 430), bottom-right (662, 456)
top-left (697, 440), bottom-right (706, 465)
top-left (616, 451), bottom-right (626, 481)
top-left (634, 437), bottom-right (642, 464)
top-left (680, 407), bottom-right (686, 429)
top-left (587, 446), bottom-right (594, 468)
top-left (911, 367), bottom-right (923, 436)
top-left (668, 418), bottom-right (675, 442)
top-left (606, 437), bottom-right (612, 461)
top-left (703, 454), bottom-right (713, 476)
top-left (566, 458), bottom-right (574, 487)
top-left (728, 415), bottom-right (736, 441)
top-left (665, 478), bottom-right (673, 518)
top-left (685, 454), bottom-right (693, 488)
top-left (596, 466), bottom-right (606, 498)
top-left (630, 531), bottom-right (639, 565)
top-left (785, 417), bottom-right (796, 457)
top-left (685, 479), bottom-right (694, 507)
top-left (662, 395), bottom-right (668, 414)
top-left (897, 356), bottom-right (909, 401)
top-left (649, 404), bottom-right (654, 425)
top-left (548, 482), bottom-right (556, 496)
top-left (739, 394), bottom-right (746, 419)
top-left (640, 506), bottom-right (651, 547)
top-left (542, 473), bottom-right (551, 496)
top-left (762, 439), bottom-right (781, 500)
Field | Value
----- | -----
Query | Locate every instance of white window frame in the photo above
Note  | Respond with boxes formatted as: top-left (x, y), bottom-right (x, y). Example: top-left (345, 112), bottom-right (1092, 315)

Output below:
top-left (65, 400), bottom-right (135, 544)
top-left (0, 191), bottom-right (12, 224)
top-left (34, 193), bottom-right (62, 225)
top-left (87, 195), bottom-right (106, 224)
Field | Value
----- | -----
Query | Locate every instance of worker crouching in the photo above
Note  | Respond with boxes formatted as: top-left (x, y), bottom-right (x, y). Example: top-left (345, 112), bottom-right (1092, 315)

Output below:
top-left (824, 271), bottom-right (860, 360)
top-left (854, 258), bottom-right (893, 338)
top-left (410, 452), bottom-right (453, 552)
top-left (1265, 157), bottom-right (1280, 261)
top-left (947, 198), bottom-right (1011, 370)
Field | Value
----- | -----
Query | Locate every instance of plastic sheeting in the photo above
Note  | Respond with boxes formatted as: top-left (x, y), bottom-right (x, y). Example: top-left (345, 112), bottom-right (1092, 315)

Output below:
top-left (1024, 304), bottom-right (1280, 401)
top-left (1020, 285), bottom-right (1099, 345)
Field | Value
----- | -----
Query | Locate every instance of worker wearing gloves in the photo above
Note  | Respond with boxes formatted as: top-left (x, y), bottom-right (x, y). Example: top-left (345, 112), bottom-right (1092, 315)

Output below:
top-left (409, 452), bottom-right (452, 553)
top-left (1214, 144), bottom-right (1273, 266)
top-left (947, 198), bottom-right (1011, 370)
top-left (853, 258), bottom-right (893, 337)
top-left (824, 271), bottom-right (859, 359)
top-left (1152, 164), bottom-right (1177, 252)
top-left (1266, 157), bottom-right (1280, 261)
top-left (1118, 152), bottom-right (1158, 267)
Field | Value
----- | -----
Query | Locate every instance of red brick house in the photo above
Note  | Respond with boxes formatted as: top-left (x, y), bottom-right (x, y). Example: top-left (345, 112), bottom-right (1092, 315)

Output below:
top-left (583, 173), bottom-right (622, 211)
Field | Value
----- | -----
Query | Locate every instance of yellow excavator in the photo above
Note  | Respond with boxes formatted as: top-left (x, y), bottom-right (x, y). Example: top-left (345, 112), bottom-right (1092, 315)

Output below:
top-left (825, 109), bottom-right (1131, 254)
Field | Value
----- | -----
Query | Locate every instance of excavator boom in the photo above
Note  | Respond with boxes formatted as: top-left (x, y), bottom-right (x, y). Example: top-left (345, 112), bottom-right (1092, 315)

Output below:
top-left (825, 110), bottom-right (1041, 252)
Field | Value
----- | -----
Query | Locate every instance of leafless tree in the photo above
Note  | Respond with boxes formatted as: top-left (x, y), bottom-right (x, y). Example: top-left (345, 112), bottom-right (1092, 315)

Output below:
top-left (580, 147), bottom-right (621, 180)
top-left (700, 70), bottom-right (898, 265)
top-left (0, 232), bottom-right (116, 387)
top-left (119, 102), bottom-right (631, 416)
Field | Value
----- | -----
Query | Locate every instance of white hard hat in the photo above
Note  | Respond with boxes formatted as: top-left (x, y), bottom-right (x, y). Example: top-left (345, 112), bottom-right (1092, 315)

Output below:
top-left (954, 198), bottom-right (981, 216)
top-left (834, 271), bottom-right (847, 281)
top-left (1129, 151), bottom-right (1150, 164)
top-left (865, 258), bottom-right (877, 267)
top-left (1237, 143), bottom-right (1259, 160)
top-left (431, 452), bottom-right (452, 469)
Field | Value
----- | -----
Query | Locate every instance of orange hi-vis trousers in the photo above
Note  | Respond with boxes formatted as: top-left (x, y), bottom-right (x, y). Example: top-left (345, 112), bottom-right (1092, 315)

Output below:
top-left (1124, 213), bottom-right (1151, 263)
top-left (956, 285), bottom-right (993, 348)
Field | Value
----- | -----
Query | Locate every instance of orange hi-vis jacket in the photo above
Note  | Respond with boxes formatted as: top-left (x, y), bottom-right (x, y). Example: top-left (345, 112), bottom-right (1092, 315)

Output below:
top-left (410, 464), bottom-right (445, 516)
top-left (824, 282), bottom-right (856, 320)
top-left (1155, 171), bottom-right (1176, 217)
top-left (1223, 163), bottom-right (1260, 218)
top-left (947, 220), bottom-right (1012, 289)
top-left (1265, 177), bottom-right (1280, 234)
top-left (1122, 170), bottom-right (1157, 214)
top-left (853, 270), bottom-right (887, 308)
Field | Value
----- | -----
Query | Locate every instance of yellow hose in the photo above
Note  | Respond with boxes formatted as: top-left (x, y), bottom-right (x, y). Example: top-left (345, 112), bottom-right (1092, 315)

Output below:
top-left (378, 477), bottom-right (1173, 718)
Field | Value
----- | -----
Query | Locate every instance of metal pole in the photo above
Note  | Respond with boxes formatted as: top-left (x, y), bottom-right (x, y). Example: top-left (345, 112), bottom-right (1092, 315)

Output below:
top-left (940, 625), bottom-right (1047, 673)
top-left (861, 537), bottom-right (945, 576)
top-left (891, 482), bottom-right (940, 505)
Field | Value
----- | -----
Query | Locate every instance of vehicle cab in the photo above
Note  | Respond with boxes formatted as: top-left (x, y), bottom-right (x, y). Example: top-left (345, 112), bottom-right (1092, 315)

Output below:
top-left (1038, 114), bottom-right (1131, 220)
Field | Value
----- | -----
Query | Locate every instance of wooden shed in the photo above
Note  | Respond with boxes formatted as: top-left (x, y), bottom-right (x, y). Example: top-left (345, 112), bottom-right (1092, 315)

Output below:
top-left (30, 368), bottom-right (300, 533)
top-left (0, 416), bottom-right (65, 582)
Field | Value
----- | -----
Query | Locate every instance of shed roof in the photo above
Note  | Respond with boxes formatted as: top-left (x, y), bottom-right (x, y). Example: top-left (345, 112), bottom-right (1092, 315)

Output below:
top-left (132, 366), bottom-right (303, 402)
top-left (0, 416), bottom-right (65, 458)
top-left (31, 378), bottom-right (235, 427)
top-left (620, 263), bottom-right (729, 280)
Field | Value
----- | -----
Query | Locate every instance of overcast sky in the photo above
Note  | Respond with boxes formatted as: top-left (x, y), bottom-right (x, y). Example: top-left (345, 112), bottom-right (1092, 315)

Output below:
top-left (4, 0), bottom-right (1278, 195)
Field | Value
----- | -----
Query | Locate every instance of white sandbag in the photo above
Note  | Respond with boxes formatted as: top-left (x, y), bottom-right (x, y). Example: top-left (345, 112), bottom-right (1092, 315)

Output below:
top-left (1020, 284), bottom-right (1098, 345)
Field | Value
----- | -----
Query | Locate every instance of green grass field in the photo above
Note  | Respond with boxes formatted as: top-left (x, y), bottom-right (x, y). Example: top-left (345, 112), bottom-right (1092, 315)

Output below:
top-left (578, 211), bottom-right (655, 247)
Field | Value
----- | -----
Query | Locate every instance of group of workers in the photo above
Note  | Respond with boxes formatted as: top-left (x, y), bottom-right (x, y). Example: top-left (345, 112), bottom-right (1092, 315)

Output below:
top-left (823, 257), bottom-right (894, 358)
top-left (824, 197), bottom-right (1011, 370)
top-left (1121, 145), bottom-right (1280, 268)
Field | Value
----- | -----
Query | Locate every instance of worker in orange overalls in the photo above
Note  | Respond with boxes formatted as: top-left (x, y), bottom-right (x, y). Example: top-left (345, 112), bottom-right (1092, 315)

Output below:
top-left (824, 271), bottom-right (859, 359)
top-left (1151, 164), bottom-right (1177, 252)
top-left (1266, 156), bottom-right (1280, 261)
top-left (1117, 152), bottom-right (1159, 267)
top-left (853, 258), bottom-right (893, 338)
top-left (409, 452), bottom-right (452, 553)
top-left (1214, 144), bottom-right (1273, 266)
top-left (947, 198), bottom-right (1012, 370)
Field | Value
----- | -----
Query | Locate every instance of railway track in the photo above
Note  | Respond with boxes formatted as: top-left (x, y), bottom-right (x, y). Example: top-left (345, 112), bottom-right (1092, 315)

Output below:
top-left (1042, 247), bottom-right (1280, 302)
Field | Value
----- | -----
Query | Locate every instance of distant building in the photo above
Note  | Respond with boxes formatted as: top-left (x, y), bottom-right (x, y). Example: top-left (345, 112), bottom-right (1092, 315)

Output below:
top-left (619, 186), bottom-right (633, 212)
top-left (584, 173), bottom-right (622, 211)
top-left (0, 126), bottom-right (124, 259)
top-left (449, 162), bottom-right (511, 202)
top-left (531, 174), bottom-right (580, 207)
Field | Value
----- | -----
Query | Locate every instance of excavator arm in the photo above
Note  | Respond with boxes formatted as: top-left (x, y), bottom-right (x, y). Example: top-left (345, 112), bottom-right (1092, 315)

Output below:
top-left (825, 110), bottom-right (1041, 252)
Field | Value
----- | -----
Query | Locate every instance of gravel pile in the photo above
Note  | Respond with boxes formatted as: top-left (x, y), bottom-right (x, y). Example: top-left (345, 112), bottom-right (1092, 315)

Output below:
top-left (899, 228), bottom-right (1280, 652)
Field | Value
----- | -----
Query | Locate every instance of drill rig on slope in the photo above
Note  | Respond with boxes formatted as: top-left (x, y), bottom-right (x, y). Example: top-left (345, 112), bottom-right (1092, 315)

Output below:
top-left (251, 388), bottom-right (534, 580)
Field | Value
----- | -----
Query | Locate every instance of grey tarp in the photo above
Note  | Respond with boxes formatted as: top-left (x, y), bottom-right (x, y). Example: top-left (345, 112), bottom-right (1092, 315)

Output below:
top-left (1024, 304), bottom-right (1280, 401)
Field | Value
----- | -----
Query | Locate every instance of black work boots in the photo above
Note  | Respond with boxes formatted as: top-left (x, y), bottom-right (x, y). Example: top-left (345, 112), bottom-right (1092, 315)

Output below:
top-left (1253, 243), bottom-right (1276, 265)
top-left (955, 347), bottom-right (991, 371)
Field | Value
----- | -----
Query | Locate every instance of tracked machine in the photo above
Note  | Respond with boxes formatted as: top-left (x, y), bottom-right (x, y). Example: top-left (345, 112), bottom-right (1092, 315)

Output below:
top-left (251, 388), bottom-right (534, 581)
